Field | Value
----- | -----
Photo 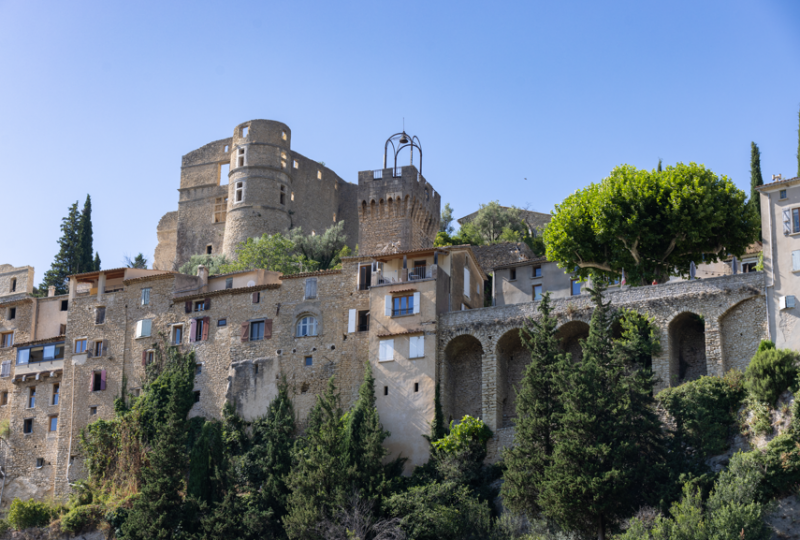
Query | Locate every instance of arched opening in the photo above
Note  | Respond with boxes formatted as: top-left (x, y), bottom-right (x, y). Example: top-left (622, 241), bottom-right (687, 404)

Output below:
top-left (496, 328), bottom-right (527, 428)
top-left (555, 320), bottom-right (590, 362)
top-left (720, 297), bottom-right (766, 373)
top-left (442, 335), bottom-right (483, 423)
top-left (669, 312), bottom-right (706, 384)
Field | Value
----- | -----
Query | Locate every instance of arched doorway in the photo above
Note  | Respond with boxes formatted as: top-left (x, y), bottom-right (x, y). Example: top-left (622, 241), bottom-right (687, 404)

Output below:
top-left (669, 312), bottom-right (706, 384)
top-left (555, 320), bottom-right (590, 362)
top-left (496, 328), bottom-right (527, 428)
top-left (442, 335), bottom-right (483, 424)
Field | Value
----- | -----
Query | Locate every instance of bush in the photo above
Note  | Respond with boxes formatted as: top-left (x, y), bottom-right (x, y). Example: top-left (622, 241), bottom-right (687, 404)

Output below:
top-left (756, 433), bottom-right (800, 499)
top-left (745, 348), bottom-right (799, 405)
top-left (657, 373), bottom-right (745, 458)
top-left (432, 416), bottom-right (492, 455)
top-left (59, 504), bottom-right (105, 534)
top-left (0, 519), bottom-right (9, 536)
top-left (7, 497), bottom-right (55, 530)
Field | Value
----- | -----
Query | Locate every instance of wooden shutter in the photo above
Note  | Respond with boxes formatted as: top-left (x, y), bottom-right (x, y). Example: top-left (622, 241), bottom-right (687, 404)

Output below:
top-left (348, 309), bottom-right (356, 333)
top-left (264, 319), bottom-right (273, 339)
top-left (100, 370), bottom-right (107, 391)
top-left (409, 336), bottom-right (417, 359)
top-left (89, 372), bottom-right (94, 392)
top-left (241, 322), bottom-right (249, 342)
top-left (464, 267), bottom-right (470, 297)
top-left (252, 292), bottom-right (260, 304)
top-left (101, 340), bottom-right (108, 357)
top-left (784, 210), bottom-right (791, 235)
top-left (413, 292), bottom-right (420, 314)
top-left (204, 298), bottom-right (211, 310)
top-left (185, 301), bottom-right (192, 313)
top-left (384, 295), bottom-right (391, 317)
top-left (793, 250), bottom-right (800, 272)
top-left (189, 319), bottom-right (197, 343)
top-left (142, 350), bottom-right (147, 366)
top-left (202, 317), bottom-right (210, 341)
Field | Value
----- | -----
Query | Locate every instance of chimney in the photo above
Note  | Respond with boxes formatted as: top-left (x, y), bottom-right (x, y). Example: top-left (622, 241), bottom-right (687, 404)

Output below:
top-left (48, 286), bottom-right (56, 298)
top-left (197, 265), bottom-right (209, 292)
top-left (773, 174), bottom-right (783, 181)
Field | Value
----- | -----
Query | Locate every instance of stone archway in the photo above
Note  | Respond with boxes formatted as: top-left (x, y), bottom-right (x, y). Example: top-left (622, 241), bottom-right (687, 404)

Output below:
top-left (720, 297), bottom-right (768, 373)
top-left (669, 312), bottom-right (706, 384)
top-left (496, 328), bottom-right (527, 428)
top-left (442, 335), bottom-right (483, 424)
top-left (555, 320), bottom-right (590, 361)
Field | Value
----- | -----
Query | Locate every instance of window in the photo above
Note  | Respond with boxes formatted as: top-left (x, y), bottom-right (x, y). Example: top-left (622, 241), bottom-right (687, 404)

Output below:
top-left (16, 348), bottom-right (29, 364)
top-left (241, 126), bottom-right (249, 137)
top-left (23, 419), bottom-right (33, 434)
top-left (571, 279), bottom-right (582, 296)
top-left (379, 339), bottom-right (394, 362)
top-left (9, 307), bottom-right (16, 320)
top-left (92, 371), bottom-right (106, 392)
top-left (384, 386), bottom-right (388, 396)
top-left (95, 306), bottom-right (105, 324)
top-left (252, 291), bottom-right (260, 304)
top-left (414, 382), bottom-right (419, 392)
top-left (0, 391), bottom-right (7, 405)
top-left (296, 316), bottom-right (318, 337)
top-left (143, 350), bottom-right (155, 366)
top-left (794, 208), bottom-right (800, 234)
top-left (291, 191), bottom-right (295, 201)
top-left (250, 320), bottom-right (265, 341)
top-left (194, 318), bottom-right (206, 341)
top-left (780, 190), bottom-right (788, 199)
top-left (235, 182), bottom-right (244, 203)
top-left (61, 300), bottom-right (68, 311)
top-left (317, 170), bottom-right (322, 180)
top-left (219, 162), bottom-right (230, 185)
top-left (92, 340), bottom-right (103, 357)
top-left (206, 245), bottom-right (213, 255)
top-left (172, 325), bottom-right (183, 345)
top-left (304, 278), bottom-right (317, 299)
top-left (393, 295), bottom-right (414, 316)
top-left (10, 278), bottom-right (16, 292)
top-left (214, 197), bottom-right (228, 223)
top-left (509, 268), bottom-right (517, 281)
top-left (282, 130), bottom-right (287, 141)
top-left (293, 160), bottom-right (299, 169)
top-left (305, 356), bottom-right (313, 366)
top-left (195, 363), bottom-right (202, 375)
top-left (533, 284), bottom-right (543, 301)
top-left (225, 278), bottom-right (233, 289)
top-left (194, 299), bottom-right (208, 312)
top-left (141, 288), bottom-right (150, 305)
top-left (193, 391), bottom-right (201, 403)
top-left (0, 332), bottom-right (13, 348)
top-left (135, 319), bottom-right (152, 338)
top-left (532, 266), bottom-right (542, 278)
top-left (75, 338), bottom-right (88, 353)
top-left (237, 148), bottom-right (245, 168)
top-left (49, 416), bottom-right (58, 432)
top-left (36, 457), bottom-right (44, 468)
top-left (0, 363), bottom-right (8, 378)
top-left (358, 310), bottom-right (370, 332)
top-left (409, 335), bottom-right (424, 359)
top-left (217, 319), bottom-right (227, 327)
top-left (89, 406), bottom-right (97, 415)
top-left (358, 264), bottom-right (372, 290)
top-left (464, 267), bottom-right (471, 297)
top-left (280, 185), bottom-right (286, 205)
top-left (28, 387), bottom-right (36, 408)
top-left (52, 384), bottom-right (59, 405)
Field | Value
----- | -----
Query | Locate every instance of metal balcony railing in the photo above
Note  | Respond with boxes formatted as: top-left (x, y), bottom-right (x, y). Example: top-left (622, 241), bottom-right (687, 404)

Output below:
top-left (409, 265), bottom-right (435, 280)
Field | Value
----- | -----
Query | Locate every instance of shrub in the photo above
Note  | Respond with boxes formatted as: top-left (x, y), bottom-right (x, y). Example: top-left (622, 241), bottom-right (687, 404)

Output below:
top-left (431, 416), bottom-right (492, 455)
top-left (59, 504), bottom-right (105, 534)
top-left (0, 519), bottom-right (9, 536)
top-left (757, 339), bottom-right (775, 353)
top-left (7, 497), bottom-right (55, 530)
top-left (745, 348), bottom-right (799, 405)
top-left (657, 373), bottom-right (745, 458)
top-left (756, 433), bottom-right (800, 499)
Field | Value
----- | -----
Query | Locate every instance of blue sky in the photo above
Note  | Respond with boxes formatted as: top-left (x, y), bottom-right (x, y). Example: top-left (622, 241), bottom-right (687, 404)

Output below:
top-left (1, 0), bottom-right (799, 280)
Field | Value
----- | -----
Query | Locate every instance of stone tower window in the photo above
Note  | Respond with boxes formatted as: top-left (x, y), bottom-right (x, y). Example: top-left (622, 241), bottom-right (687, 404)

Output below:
top-left (219, 163), bottom-right (230, 185)
top-left (280, 185), bottom-right (286, 206)
top-left (214, 197), bottom-right (227, 223)
top-left (206, 245), bottom-right (213, 255)
top-left (10, 278), bottom-right (16, 292)
top-left (281, 152), bottom-right (287, 169)
top-left (241, 126), bottom-right (249, 138)
top-left (235, 182), bottom-right (244, 203)
top-left (291, 192), bottom-right (295, 201)
top-left (224, 144), bottom-right (229, 152)
top-left (282, 130), bottom-right (287, 141)
top-left (317, 170), bottom-right (322, 180)
top-left (333, 213), bottom-right (337, 222)
top-left (293, 160), bottom-right (299, 169)
top-left (237, 148), bottom-right (245, 167)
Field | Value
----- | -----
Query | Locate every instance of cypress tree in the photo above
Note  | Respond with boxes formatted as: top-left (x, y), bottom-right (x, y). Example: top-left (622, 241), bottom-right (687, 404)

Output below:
top-left (93, 252), bottom-right (101, 271)
top-left (40, 201), bottom-right (82, 295)
top-left (76, 194), bottom-right (95, 274)
top-left (429, 382), bottom-right (447, 442)
top-left (657, 158), bottom-right (662, 172)
top-left (501, 293), bottom-right (567, 518)
top-left (797, 105), bottom-right (800, 178)
top-left (750, 142), bottom-right (764, 219)
top-left (539, 285), bottom-right (666, 540)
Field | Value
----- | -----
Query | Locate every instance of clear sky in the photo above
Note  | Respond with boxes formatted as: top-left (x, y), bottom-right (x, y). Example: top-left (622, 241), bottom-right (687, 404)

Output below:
top-left (1, 0), bottom-right (798, 280)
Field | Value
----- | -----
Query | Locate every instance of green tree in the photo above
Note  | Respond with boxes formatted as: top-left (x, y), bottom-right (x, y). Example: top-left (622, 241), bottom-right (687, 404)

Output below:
top-left (744, 347), bottom-right (799, 405)
top-left (178, 254), bottom-right (230, 276)
top-left (428, 383), bottom-right (448, 442)
top-left (76, 194), bottom-right (96, 275)
top-left (93, 252), bottom-right (101, 271)
top-left (126, 253), bottom-right (148, 269)
top-left (539, 285), bottom-right (666, 540)
top-left (471, 201), bottom-right (527, 244)
top-left (658, 158), bottom-right (663, 172)
top-left (40, 201), bottom-right (83, 295)
top-left (440, 203), bottom-right (455, 234)
top-left (750, 142), bottom-right (764, 220)
top-left (289, 221), bottom-right (348, 270)
top-left (283, 377), bottom-right (347, 539)
top-left (543, 163), bottom-right (759, 284)
top-left (501, 293), bottom-right (567, 518)
top-left (797, 105), bottom-right (800, 178)
top-left (221, 233), bottom-right (311, 275)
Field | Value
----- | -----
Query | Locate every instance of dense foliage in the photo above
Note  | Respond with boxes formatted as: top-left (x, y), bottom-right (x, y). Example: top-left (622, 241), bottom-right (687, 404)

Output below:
top-left (543, 163), bottom-right (759, 284)
top-left (744, 346), bottom-right (798, 405)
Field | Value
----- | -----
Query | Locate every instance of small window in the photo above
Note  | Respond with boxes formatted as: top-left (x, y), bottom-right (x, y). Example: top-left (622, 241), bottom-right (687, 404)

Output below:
top-left (293, 160), bottom-right (299, 169)
top-left (280, 185), bottom-right (286, 205)
top-left (532, 266), bottom-right (542, 278)
top-left (0, 391), bottom-right (7, 405)
top-left (317, 170), bottom-right (322, 180)
top-left (92, 372), bottom-right (103, 392)
top-left (10, 278), bottom-right (16, 292)
top-left (291, 191), bottom-right (295, 201)
top-left (224, 144), bottom-right (229, 152)
top-left (235, 182), bottom-right (244, 203)
top-left (0, 362), bottom-right (8, 378)
top-left (36, 458), bottom-right (44, 468)
top-left (194, 319), bottom-right (205, 341)
top-left (358, 310), bottom-right (370, 332)
top-left (95, 306), bottom-right (105, 324)
top-left (384, 386), bottom-right (388, 396)
top-left (305, 356), bottom-right (313, 366)
top-left (533, 284), bottom-right (543, 302)
top-left (16, 348), bottom-right (29, 365)
top-left (225, 278), bottom-right (233, 289)
top-left (379, 339), bottom-right (394, 362)
top-left (217, 319), bottom-right (227, 327)
top-left (250, 320), bottom-right (265, 341)
top-left (89, 406), bottom-right (97, 415)
top-left (52, 384), bottom-right (60, 405)
top-left (1, 332), bottom-right (13, 348)
top-left (571, 279), bottom-right (582, 296)
top-left (75, 338), bottom-right (88, 354)
top-left (409, 335), bottom-right (424, 359)
top-left (296, 316), bottom-right (318, 337)
top-left (135, 320), bottom-right (152, 338)
top-left (219, 162), bottom-right (230, 185)
top-left (414, 382), bottom-right (419, 393)
top-left (392, 295), bottom-right (414, 316)
top-left (464, 267), bottom-right (471, 298)
top-left (94, 341), bottom-right (103, 357)
top-left (282, 130), bottom-right (287, 141)
top-left (8, 307), bottom-right (16, 320)
top-left (792, 250), bottom-right (800, 272)
top-left (49, 416), bottom-right (58, 432)
top-left (780, 190), bottom-right (787, 199)
top-left (509, 268), bottom-right (517, 281)
top-left (28, 387), bottom-right (36, 408)
top-left (241, 126), bottom-right (249, 137)
top-left (23, 419), bottom-right (33, 434)
top-left (206, 245), bottom-right (213, 255)
top-left (172, 325), bottom-right (183, 345)
top-left (194, 300), bottom-right (207, 312)
top-left (195, 363), bottom-right (202, 375)
top-left (193, 391), bottom-right (201, 403)
top-left (141, 288), bottom-right (151, 305)
top-left (333, 212), bottom-right (336, 222)
top-left (304, 278), bottom-right (317, 299)
top-left (61, 300), bottom-right (68, 312)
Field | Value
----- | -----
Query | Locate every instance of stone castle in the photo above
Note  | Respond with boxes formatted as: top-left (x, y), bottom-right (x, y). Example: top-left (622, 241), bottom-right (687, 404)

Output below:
top-left (0, 119), bottom-right (789, 505)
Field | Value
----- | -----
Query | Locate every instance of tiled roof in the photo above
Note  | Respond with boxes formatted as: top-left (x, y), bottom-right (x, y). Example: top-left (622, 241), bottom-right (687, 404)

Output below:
top-left (471, 242), bottom-right (538, 274)
top-left (174, 283), bottom-right (281, 302)
top-left (755, 176), bottom-right (800, 191)
top-left (279, 269), bottom-right (342, 280)
top-left (14, 335), bottom-right (66, 348)
top-left (376, 328), bottom-right (426, 337)
top-left (123, 272), bottom-right (176, 285)
top-left (494, 255), bottom-right (549, 271)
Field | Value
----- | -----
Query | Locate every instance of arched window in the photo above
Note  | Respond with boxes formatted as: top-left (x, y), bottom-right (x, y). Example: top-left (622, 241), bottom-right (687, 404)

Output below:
top-left (296, 316), bottom-right (318, 337)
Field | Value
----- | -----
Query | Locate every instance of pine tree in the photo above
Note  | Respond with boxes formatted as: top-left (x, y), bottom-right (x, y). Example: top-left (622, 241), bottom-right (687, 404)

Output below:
top-left (76, 194), bottom-right (95, 274)
top-left (40, 201), bottom-right (82, 295)
top-left (126, 253), bottom-right (148, 269)
top-left (93, 252), bottom-right (101, 271)
top-left (501, 293), bottom-right (567, 518)
top-left (283, 376), bottom-right (347, 539)
top-left (539, 285), bottom-right (666, 540)
top-left (750, 142), bottom-right (764, 219)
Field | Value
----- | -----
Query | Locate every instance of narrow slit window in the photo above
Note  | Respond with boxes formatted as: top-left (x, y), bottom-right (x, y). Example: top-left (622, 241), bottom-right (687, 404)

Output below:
top-left (235, 182), bottom-right (244, 203)
top-left (10, 278), bottom-right (16, 292)
top-left (317, 170), bottom-right (322, 180)
top-left (206, 245), bottom-right (213, 255)
top-left (280, 185), bottom-right (286, 205)
top-left (282, 130), bottom-right (287, 141)
top-left (384, 386), bottom-right (388, 396)
top-left (414, 382), bottom-right (419, 392)
top-left (237, 148), bottom-right (245, 167)
top-left (293, 160), bottom-right (299, 169)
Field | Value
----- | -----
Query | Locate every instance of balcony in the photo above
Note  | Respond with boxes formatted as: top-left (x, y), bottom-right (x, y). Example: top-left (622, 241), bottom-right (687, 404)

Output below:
top-left (375, 265), bottom-right (439, 287)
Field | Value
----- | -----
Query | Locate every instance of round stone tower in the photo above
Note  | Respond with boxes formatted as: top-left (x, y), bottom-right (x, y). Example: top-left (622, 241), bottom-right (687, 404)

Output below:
top-left (221, 120), bottom-right (294, 258)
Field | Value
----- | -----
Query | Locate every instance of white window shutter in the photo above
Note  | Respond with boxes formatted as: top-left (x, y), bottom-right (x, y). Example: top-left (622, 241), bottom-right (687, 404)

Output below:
top-left (793, 250), bottom-right (800, 272)
top-left (784, 210), bottom-right (791, 235)
top-left (418, 335), bottom-right (424, 357)
top-left (464, 267), bottom-right (470, 297)
top-left (413, 292), bottom-right (420, 314)
top-left (387, 339), bottom-right (394, 360)
top-left (379, 341), bottom-right (386, 361)
top-left (348, 309), bottom-right (356, 333)
top-left (142, 319), bottom-right (152, 337)
top-left (385, 295), bottom-right (391, 316)
top-left (135, 320), bottom-right (143, 338)
top-left (409, 336), bottom-right (417, 359)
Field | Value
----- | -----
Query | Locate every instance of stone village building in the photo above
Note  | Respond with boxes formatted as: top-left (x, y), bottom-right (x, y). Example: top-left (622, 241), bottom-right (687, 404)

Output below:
top-left (0, 120), bottom-right (792, 504)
